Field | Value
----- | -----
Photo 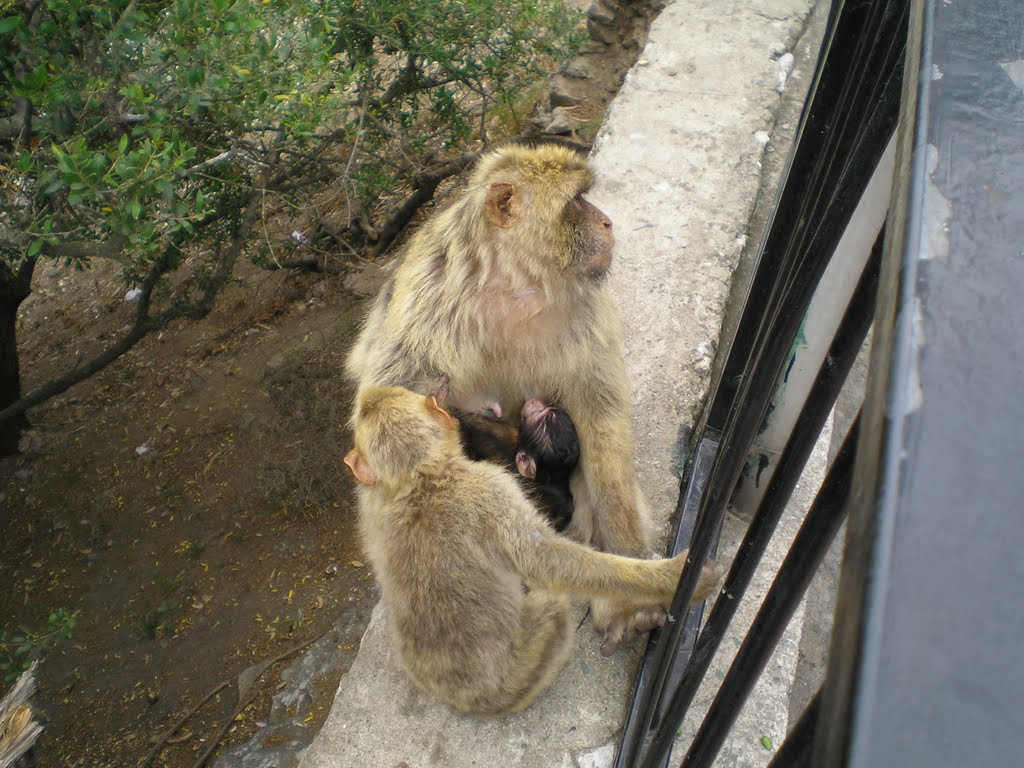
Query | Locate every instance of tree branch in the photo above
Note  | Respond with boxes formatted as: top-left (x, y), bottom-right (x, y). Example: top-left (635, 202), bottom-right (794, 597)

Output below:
top-left (0, 270), bottom-right (157, 428)
top-left (182, 186), bottom-right (262, 319)
top-left (0, 185), bottom-right (262, 428)
top-left (0, 231), bottom-right (129, 264)
top-left (184, 149), bottom-right (237, 177)
top-left (371, 153), bottom-right (479, 255)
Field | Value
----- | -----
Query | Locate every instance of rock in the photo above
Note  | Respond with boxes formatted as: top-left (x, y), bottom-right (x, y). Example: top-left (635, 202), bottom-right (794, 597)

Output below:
top-left (543, 107), bottom-right (576, 135)
top-left (776, 52), bottom-right (795, 92)
top-left (17, 430), bottom-right (43, 454)
top-left (213, 610), bottom-right (372, 768)
top-left (589, 16), bottom-right (618, 46)
top-left (576, 742), bottom-right (616, 768)
top-left (563, 58), bottom-right (593, 80)
top-left (587, 1), bottom-right (618, 26)
top-left (549, 76), bottom-right (584, 107)
top-left (528, 102), bottom-right (553, 131)
top-left (588, 17), bottom-right (622, 46)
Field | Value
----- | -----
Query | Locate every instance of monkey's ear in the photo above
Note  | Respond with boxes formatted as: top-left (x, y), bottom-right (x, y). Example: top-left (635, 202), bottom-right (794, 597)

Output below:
top-left (426, 395), bottom-right (458, 430)
top-left (515, 450), bottom-right (537, 480)
top-left (484, 182), bottom-right (518, 228)
top-left (344, 449), bottom-right (377, 486)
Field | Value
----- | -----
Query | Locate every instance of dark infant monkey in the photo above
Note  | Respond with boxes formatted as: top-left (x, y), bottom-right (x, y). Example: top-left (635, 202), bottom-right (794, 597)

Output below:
top-left (448, 393), bottom-right (580, 532)
top-left (512, 399), bottom-right (579, 532)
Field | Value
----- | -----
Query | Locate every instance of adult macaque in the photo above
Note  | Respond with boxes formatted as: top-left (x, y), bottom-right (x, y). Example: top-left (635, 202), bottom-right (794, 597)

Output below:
top-left (343, 387), bottom-right (719, 714)
top-left (346, 141), bottom-right (662, 651)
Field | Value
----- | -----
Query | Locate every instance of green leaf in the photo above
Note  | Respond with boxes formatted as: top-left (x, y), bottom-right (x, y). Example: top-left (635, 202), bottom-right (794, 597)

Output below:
top-left (118, 134), bottom-right (128, 153)
top-left (0, 16), bottom-right (21, 35)
top-left (27, 239), bottom-right (43, 257)
top-left (129, 199), bottom-right (142, 219)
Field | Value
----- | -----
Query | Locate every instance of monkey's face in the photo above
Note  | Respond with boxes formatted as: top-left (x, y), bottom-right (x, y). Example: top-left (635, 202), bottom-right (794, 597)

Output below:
top-left (346, 386), bottom-right (458, 487)
top-left (518, 399), bottom-right (581, 471)
top-left (564, 194), bottom-right (614, 281)
top-left (476, 144), bottom-right (614, 282)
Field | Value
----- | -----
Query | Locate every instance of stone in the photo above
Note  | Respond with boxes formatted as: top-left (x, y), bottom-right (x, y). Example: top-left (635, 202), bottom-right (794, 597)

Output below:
top-left (587, 1), bottom-right (618, 25)
top-left (563, 58), bottom-right (594, 80)
top-left (549, 76), bottom-right (584, 107)
top-left (543, 107), bottom-right (576, 135)
top-left (588, 17), bottom-right (622, 46)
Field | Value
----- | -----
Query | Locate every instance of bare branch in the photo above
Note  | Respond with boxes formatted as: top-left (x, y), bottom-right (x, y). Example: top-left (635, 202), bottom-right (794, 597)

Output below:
top-left (0, 260), bottom-right (158, 428)
top-left (260, 256), bottom-right (341, 274)
top-left (0, 231), bottom-right (129, 264)
top-left (182, 186), bottom-right (262, 319)
top-left (0, 183), bottom-right (262, 427)
top-left (184, 149), bottom-right (237, 176)
top-left (372, 152), bottom-right (479, 255)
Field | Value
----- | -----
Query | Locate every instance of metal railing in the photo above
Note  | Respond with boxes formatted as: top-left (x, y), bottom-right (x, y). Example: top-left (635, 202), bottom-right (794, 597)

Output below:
top-left (618, 0), bottom-right (1024, 764)
top-left (616, 0), bottom-right (913, 765)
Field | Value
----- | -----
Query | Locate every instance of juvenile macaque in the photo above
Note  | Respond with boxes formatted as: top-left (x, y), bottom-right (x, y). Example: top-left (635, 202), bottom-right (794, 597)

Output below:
top-left (346, 141), bottom-right (663, 651)
top-left (343, 387), bottom-right (719, 714)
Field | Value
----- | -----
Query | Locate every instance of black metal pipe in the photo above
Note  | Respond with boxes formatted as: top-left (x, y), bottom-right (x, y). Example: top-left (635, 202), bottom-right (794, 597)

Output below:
top-left (670, 412), bottom-right (862, 768)
top-left (634, 229), bottom-right (881, 767)
top-left (708, 0), bottom-right (893, 429)
top-left (614, 437), bottom-right (719, 768)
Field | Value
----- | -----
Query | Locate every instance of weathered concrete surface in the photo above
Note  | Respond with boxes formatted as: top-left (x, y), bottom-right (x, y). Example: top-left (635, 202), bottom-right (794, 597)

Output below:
top-left (300, 1), bottom-right (821, 766)
top-left (591, 0), bottom-right (817, 534)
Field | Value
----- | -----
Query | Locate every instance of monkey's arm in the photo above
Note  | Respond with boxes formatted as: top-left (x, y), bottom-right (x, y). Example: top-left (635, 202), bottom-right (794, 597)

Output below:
top-left (505, 516), bottom-right (717, 604)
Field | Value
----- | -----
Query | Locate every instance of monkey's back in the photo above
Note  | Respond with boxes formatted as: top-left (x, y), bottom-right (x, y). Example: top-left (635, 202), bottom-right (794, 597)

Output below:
top-left (357, 459), bottom-right (556, 709)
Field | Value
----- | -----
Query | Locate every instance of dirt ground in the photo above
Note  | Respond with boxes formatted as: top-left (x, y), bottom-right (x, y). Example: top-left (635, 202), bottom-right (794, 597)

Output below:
top-left (0, 6), bottom-right (660, 764)
top-left (1, 254), bottom-right (384, 767)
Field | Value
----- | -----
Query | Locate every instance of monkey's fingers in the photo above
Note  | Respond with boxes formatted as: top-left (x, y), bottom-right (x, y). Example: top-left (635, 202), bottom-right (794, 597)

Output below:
top-left (599, 605), bottom-right (667, 656)
top-left (599, 624), bottom-right (626, 657)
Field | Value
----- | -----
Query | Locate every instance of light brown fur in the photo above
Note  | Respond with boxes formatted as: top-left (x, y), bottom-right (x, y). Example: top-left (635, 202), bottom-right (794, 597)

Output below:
top-left (345, 387), bottom-right (719, 714)
top-left (346, 142), bottom-right (665, 651)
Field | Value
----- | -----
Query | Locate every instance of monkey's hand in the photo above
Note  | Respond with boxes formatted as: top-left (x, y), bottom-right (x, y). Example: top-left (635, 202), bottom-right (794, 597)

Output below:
top-left (591, 599), bottom-right (667, 657)
top-left (591, 558), bottom-right (722, 655)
